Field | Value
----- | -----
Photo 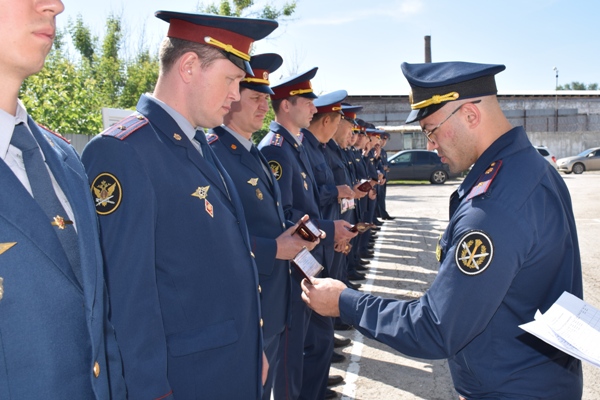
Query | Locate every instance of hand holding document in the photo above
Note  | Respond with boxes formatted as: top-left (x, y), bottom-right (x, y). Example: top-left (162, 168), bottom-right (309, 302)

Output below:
top-left (520, 291), bottom-right (600, 368)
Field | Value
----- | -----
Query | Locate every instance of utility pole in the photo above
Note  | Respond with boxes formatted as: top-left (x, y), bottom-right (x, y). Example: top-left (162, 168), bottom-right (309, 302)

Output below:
top-left (553, 67), bottom-right (559, 132)
top-left (424, 36), bottom-right (431, 63)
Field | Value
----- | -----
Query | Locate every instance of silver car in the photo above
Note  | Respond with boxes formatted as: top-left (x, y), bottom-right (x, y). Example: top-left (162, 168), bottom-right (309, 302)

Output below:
top-left (557, 147), bottom-right (600, 174)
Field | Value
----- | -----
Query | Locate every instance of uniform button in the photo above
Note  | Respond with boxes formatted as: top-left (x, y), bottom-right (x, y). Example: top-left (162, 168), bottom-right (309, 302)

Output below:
top-left (258, 285), bottom-right (262, 293)
top-left (93, 361), bottom-right (100, 378)
top-left (260, 319), bottom-right (264, 327)
top-left (282, 223), bottom-right (285, 228)
top-left (276, 202), bottom-right (280, 206)
top-left (250, 252), bottom-right (255, 258)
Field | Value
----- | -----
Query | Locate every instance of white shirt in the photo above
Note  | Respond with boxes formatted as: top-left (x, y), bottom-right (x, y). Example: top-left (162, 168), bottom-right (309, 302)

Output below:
top-left (0, 100), bottom-right (76, 229)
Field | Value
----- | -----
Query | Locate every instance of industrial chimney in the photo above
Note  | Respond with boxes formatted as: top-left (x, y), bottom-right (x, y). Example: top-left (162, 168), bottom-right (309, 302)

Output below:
top-left (424, 35), bottom-right (431, 63)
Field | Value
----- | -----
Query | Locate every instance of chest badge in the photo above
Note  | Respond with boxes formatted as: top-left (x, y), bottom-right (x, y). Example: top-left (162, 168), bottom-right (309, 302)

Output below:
top-left (455, 230), bottom-right (493, 275)
top-left (256, 188), bottom-right (264, 200)
top-left (247, 177), bottom-right (259, 186)
top-left (192, 186), bottom-right (214, 218)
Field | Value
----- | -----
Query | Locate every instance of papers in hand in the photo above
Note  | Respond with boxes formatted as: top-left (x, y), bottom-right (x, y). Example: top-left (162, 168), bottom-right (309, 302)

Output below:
top-left (519, 291), bottom-right (600, 368)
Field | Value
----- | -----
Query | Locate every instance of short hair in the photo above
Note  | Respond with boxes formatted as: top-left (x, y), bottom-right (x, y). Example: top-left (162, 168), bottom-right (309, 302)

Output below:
top-left (159, 37), bottom-right (226, 73)
top-left (271, 96), bottom-right (300, 114)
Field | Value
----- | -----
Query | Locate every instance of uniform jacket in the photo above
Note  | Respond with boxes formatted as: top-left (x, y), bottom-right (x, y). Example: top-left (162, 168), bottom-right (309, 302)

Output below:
top-left (0, 117), bottom-right (126, 399)
top-left (258, 121), bottom-right (334, 268)
top-left (209, 126), bottom-right (291, 340)
top-left (82, 95), bottom-right (263, 400)
top-left (340, 127), bottom-right (583, 399)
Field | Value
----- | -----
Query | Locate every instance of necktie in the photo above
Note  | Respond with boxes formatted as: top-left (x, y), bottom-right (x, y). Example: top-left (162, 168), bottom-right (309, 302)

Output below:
top-left (194, 130), bottom-right (217, 170)
top-left (11, 123), bottom-right (82, 284)
top-left (250, 145), bottom-right (272, 183)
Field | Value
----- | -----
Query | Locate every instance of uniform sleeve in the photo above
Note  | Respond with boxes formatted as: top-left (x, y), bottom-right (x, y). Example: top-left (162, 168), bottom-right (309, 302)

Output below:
top-left (250, 235), bottom-right (278, 275)
top-left (82, 137), bottom-right (174, 399)
top-left (260, 145), bottom-right (304, 223)
top-left (339, 200), bottom-right (532, 359)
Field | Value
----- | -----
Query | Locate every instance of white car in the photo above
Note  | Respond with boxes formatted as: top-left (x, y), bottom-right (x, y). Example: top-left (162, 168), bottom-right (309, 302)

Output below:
top-left (534, 145), bottom-right (558, 169)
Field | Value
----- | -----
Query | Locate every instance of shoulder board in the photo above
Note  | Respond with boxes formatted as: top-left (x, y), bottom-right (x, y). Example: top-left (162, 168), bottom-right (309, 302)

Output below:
top-left (269, 133), bottom-right (284, 147)
top-left (467, 160), bottom-right (503, 200)
top-left (102, 114), bottom-right (148, 140)
top-left (206, 133), bottom-right (219, 145)
top-left (36, 123), bottom-right (70, 144)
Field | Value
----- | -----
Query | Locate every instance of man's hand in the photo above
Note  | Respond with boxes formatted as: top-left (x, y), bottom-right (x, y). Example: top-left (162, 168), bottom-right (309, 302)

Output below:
top-left (301, 277), bottom-right (347, 317)
top-left (337, 184), bottom-right (355, 200)
top-left (333, 220), bottom-right (358, 243)
top-left (352, 182), bottom-right (369, 199)
top-left (276, 215), bottom-right (319, 260)
top-left (368, 189), bottom-right (377, 200)
top-left (262, 352), bottom-right (269, 386)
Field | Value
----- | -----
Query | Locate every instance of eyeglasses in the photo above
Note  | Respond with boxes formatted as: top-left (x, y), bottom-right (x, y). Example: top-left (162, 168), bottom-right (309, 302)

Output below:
top-left (421, 100), bottom-right (481, 143)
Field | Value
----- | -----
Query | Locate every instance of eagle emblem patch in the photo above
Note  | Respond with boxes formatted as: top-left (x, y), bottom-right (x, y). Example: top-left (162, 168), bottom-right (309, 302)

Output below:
top-left (92, 173), bottom-right (122, 215)
top-left (269, 161), bottom-right (282, 180)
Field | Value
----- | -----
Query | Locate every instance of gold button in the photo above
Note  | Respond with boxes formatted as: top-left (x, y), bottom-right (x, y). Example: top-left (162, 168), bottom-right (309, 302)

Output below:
top-left (258, 285), bottom-right (262, 293)
top-left (93, 361), bottom-right (100, 378)
top-left (260, 319), bottom-right (264, 327)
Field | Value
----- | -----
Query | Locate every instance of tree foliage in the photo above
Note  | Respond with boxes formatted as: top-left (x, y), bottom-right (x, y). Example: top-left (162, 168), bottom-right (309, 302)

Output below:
top-left (557, 81), bottom-right (599, 90)
top-left (20, 2), bottom-right (295, 136)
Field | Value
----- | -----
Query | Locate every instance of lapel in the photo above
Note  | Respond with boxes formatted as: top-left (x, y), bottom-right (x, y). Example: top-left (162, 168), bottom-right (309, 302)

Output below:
top-left (214, 127), bottom-right (275, 196)
top-left (136, 95), bottom-right (232, 204)
top-left (0, 120), bottom-right (83, 289)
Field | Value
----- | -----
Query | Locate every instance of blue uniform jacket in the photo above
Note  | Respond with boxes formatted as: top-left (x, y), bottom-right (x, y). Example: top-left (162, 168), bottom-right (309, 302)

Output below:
top-left (209, 126), bottom-right (291, 341)
top-left (0, 118), bottom-right (126, 399)
top-left (340, 127), bottom-right (583, 399)
top-left (82, 95), bottom-right (263, 400)
top-left (258, 122), bottom-right (334, 267)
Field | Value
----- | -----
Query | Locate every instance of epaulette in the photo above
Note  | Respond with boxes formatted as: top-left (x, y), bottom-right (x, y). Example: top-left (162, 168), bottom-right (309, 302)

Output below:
top-left (102, 114), bottom-right (148, 141)
top-left (36, 123), bottom-right (70, 144)
top-left (269, 133), bottom-right (283, 147)
top-left (206, 133), bottom-right (219, 145)
top-left (467, 160), bottom-right (503, 200)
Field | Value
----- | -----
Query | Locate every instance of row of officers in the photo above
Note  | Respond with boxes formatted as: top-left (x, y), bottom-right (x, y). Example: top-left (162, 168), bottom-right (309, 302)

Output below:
top-left (2, 3), bottom-right (583, 400)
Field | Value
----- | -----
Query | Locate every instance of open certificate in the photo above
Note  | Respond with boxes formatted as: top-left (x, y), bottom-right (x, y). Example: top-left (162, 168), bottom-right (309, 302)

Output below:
top-left (520, 291), bottom-right (600, 368)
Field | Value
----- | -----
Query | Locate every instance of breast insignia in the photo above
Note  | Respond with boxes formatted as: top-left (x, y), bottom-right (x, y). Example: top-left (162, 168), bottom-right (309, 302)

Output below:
top-left (0, 242), bottom-right (17, 255)
top-left (91, 173), bottom-right (122, 215)
top-left (206, 133), bottom-right (219, 145)
top-left (247, 177), bottom-right (259, 186)
top-left (454, 230), bottom-right (494, 275)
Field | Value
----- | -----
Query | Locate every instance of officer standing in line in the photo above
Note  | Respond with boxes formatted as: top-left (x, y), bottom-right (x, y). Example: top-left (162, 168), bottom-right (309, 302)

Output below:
top-left (258, 70), bottom-right (356, 400)
top-left (0, 1), bottom-right (127, 398)
top-left (301, 61), bottom-right (583, 399)
top-left (376, 132), bottom-right (394, 220)
top-left (82, 11), bottom-right (278, 399)
top-left (206, 53), bottom-right (318, 400)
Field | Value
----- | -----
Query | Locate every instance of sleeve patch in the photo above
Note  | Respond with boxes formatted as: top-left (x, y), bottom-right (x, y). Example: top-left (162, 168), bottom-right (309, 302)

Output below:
top-left (102, 114), bottom-right (148, 141)
top-left (268, 161), bottom-right (282, 180)
top-left (454, 230), bottom-right (494, 275)
top-left (91, 173), bottom-right (122, 215)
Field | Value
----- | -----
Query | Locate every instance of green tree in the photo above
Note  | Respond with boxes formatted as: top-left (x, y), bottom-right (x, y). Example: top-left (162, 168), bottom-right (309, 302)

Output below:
top-left (199, 0), bottom-right (296, 19)
top-left (557, 81), bottom-right (600, 90)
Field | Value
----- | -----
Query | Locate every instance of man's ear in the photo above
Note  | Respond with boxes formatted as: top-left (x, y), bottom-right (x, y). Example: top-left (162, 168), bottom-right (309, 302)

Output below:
top-left (464, 102), bottom-right (481, 128)
top-left (179, 52), bottom-right (198, 83)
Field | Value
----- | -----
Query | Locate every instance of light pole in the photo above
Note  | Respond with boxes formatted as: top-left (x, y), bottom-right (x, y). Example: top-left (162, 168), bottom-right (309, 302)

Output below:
top-left (553, 67), bottom-right (559, 131)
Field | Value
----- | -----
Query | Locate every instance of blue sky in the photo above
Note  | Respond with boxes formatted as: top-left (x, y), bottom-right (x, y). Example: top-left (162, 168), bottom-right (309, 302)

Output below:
top-left (61, 0), bottom-right (599, 95)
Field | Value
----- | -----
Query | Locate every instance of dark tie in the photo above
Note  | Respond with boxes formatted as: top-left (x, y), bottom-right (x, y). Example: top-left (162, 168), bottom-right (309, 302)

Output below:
top-left (11, 123), bottom-right (82, 284)
top-left (194, 130), bottom-right (217, 170)
top-left (250, 145), bottom-right (272, 183)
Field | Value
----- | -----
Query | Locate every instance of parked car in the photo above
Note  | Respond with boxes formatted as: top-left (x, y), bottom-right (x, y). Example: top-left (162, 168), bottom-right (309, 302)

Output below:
top-left (557, 147), bottom-right (600, 174)
top-left (387, 149), bottom-right (456, 184)
top-left (534, 145), bottom-right (558, 169)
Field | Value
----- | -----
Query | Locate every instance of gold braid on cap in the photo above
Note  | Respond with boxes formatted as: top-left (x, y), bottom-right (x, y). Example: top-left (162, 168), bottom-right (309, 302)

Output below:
top-left (289, 88), bottom-right (314, 96)
top-left (204, 36), bottom-right (251, 61)
top-left (243, 77), bottom-right (270, 85)
top-left (411, 91), bottom-right (459, 110)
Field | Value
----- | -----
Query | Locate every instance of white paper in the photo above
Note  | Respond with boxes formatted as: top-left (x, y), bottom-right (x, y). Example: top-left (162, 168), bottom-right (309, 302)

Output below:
top-left (519, 291), bottom-right (600, 368)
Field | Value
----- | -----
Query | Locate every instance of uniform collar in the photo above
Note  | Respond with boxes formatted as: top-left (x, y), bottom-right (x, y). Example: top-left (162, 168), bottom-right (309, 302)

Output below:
top-left (1, 100), bottom-right (29, 160)
top-left (148, 94), bottom-right (198, 142)
top-left (222, 124), bottom-right (252, 152)
top-left (458, 126), bottom-right (529, 198)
